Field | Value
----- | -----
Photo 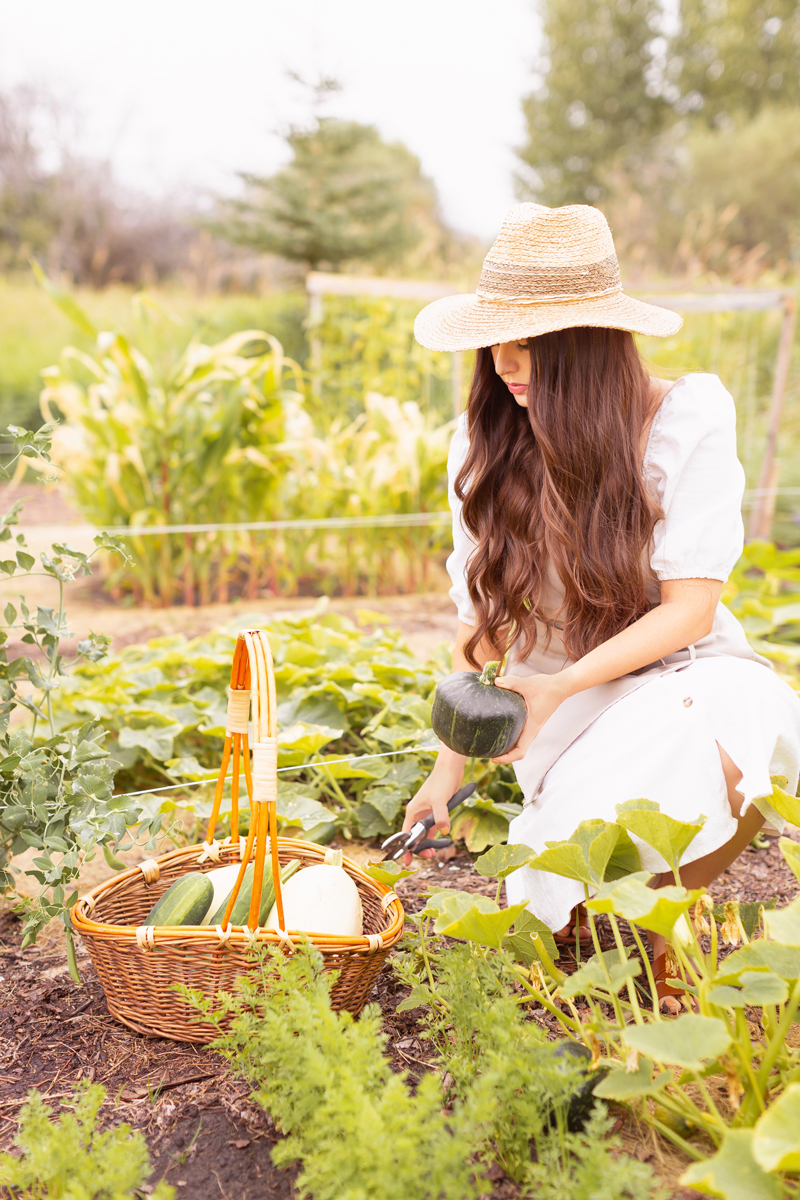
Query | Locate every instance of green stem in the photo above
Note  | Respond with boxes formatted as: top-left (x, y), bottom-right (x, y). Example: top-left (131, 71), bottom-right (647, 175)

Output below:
top-left (643, 1112), bottom-right (706, 1162)
top-left (629, 922), bottom-right (662, 1022)
top-left (756, 979), bottom-right (800, 1095)
top-left (608, 912), bottom-right (644, 1024)
top-left (479, 660), bottom-right (500, 686)
top-left (585, 886), bottom-right (625, 1026)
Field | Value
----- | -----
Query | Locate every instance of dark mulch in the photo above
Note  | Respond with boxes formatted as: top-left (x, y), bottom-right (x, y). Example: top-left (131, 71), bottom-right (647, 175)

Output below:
top-left (1, 827), bottom-right (798, 1200)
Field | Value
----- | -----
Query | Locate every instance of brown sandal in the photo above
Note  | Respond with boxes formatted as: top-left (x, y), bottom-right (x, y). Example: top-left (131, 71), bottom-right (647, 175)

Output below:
top-left (554, 903), bottom-right (593, 946)
top-left (652, 950), bottom-right (698, 1015)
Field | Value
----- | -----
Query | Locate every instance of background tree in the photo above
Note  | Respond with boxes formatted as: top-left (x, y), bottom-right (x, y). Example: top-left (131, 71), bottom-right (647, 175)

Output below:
top-left (214, 75), bottom-right (451, 275)
top-left (674, 0), bottom-right (800, 125)
top-left (516, 0), bottom-right (674, 206)
top-left (218, 114), bottom-right (445, 274)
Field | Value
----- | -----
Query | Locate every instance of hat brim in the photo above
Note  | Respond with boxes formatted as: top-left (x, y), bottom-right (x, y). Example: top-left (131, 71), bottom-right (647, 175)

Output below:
top-left (414, 291), bottom-right (683, 352)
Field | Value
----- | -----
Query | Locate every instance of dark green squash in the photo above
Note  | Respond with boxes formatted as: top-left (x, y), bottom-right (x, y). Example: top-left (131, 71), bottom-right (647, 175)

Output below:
top-left (431, 661), bottom-right (527, 758)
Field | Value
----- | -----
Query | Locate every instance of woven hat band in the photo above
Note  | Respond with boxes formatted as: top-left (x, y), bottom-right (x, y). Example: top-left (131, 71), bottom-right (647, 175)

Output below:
top-left (477, 251), bottom-right (621, 302)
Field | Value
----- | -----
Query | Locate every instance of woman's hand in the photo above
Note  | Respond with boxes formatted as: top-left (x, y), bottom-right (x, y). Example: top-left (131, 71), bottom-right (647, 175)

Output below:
top-left (400, 749), bottom-right (465, 865)
top-left (491, 672), bottom-right (569, 763)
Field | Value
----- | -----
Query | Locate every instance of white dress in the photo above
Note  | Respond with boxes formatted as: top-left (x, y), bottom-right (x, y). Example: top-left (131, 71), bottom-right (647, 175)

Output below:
top-left (446, 373), bottom-right (800, 932)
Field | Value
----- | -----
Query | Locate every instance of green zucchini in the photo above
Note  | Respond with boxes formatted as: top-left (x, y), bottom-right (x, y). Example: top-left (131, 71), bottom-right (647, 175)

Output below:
top-left (431, 660), bottom-right (527, 759)
top-left (144, 872), bottom-right (213, 927)
top-left (208, 858), bottom-right (302, 927)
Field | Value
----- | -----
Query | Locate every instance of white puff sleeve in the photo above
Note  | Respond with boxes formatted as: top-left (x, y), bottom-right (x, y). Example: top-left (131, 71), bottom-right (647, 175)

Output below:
top-left (445, 415), bottom-right (477, 625)
top-left (645, 374), bottom-right (745, 582)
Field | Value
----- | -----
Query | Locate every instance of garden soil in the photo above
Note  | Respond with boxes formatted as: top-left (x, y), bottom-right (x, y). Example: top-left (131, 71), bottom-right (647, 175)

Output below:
top-left (2, 488), bottom-right (799, 1196)
top-left (2, 828), bottom-right (799, 1199)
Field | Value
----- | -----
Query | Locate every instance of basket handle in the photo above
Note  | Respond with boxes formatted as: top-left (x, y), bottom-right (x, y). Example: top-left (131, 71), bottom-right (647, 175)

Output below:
top-left (206, 630), bottom-right (284, 933)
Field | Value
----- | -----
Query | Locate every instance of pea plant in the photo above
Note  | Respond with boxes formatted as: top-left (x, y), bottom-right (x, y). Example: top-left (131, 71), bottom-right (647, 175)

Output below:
top-left (394, 796), bottom-right (800, 1200)
top-left (0, 426), bottom-right (164, 977)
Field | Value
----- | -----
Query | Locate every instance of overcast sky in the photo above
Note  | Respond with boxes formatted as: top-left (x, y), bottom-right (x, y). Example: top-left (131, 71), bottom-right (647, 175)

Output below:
top-left (0, 0), bottom-right (540, 239)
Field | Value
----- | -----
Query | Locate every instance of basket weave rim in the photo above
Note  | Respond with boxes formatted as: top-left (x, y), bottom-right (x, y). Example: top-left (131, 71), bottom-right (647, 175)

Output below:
top-left (72, 838), bottom-right (404, 949)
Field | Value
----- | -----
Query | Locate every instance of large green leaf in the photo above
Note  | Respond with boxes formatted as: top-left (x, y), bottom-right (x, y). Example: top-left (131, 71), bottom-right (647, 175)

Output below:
top-left (593, 1056), bottom-right (671, 1101)
top-left (615, 799), bottom-right (705, 872)
top-left (32, 259), bottom-right (98, 338)
top-left (681, 1130), bottom-right (781, 1200)
top-left (501, 909), bottom-right (559, 967)
top-left (527, 820), bottom-right (641, 887)
top-left (277, 722), bottom-right (343, 764)
top-left (723, 942), bottom-right (800, 981)
top-left (622, 1013), bottom-right (732, 1070)
top-left (473, 842), bottom-right (534, 879)
top-left (587, 874), bottom-right (703, 938)
top-left (708, 970), bottom-right (789, 1008)
top-left (449, 793), bottom-right (516, 853)
top-left (437, 900), bottom-right (528, 949)
top-left (527, 841), bottom-right (594, 885)
top-left (752, 1083), bottom-right (800, 1173)
top-left (363, 859), bottom-right (416, 887)
top-left (560, 948), bottom-right (641, 1000)
top-left (602, 826), bottom-right (641, 881)
top-left (422, 888), bottom-right (528, 949)
top-left (767, 777), bottom-right (800, 825)
top-left (763, 897), bottom-right (800, 947)
top-left (779, 837), bottom-right (800, 885)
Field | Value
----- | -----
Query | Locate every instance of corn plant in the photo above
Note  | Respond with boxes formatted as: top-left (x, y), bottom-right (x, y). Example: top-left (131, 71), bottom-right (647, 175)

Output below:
top-left (36, 267), bottom-right (302, 606)
top-left (36, 273), bottom-right (455, 603)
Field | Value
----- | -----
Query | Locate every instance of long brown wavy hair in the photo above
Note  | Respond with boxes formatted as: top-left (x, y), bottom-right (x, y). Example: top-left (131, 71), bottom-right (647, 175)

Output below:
top-left (457, 326), bottom-right (663, 667)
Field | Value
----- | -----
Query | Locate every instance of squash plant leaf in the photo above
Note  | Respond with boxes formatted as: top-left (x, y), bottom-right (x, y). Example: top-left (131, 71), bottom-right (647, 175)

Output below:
top-left (436, 900), bottom-right (529, 950)
top-left (763, 897), bottom-right (800, 947)
top-left (449, 793), bottom-right (521, 853)
top-left (723, 941), bottom-right (800, 981)
top-left (421, 888), bottom-right (528, 949)
top-left (527, 842), bottom-right (594, 886)
top-left (501, 909), bottom-right (558, 967)
top-left (708, 971), bottom-right (789, 1009)
top-left (559, 948), bottom-right (641, 1000)
top-left (615, 800), bottom-right (705, 874)
top-left (766, 777), bottom-right (800, 826)
top-left (473, 842), bottom-right (533, 879)
top-left (587, 874), bottom-right (703, 938)
top-left (593, 1056), bottom-right (671, 1102)
top-left (395, 984), bottom-right (433, 1013)
top-left (752, 1082), bottom-right (800, 1174)
top-left (623, 1013), bottom-right (733, 1070)
top-left (364, 859), bottom-right (416, 886)
top-left (779, 837), bottom-right (800, 885)
top-left (602, 826), bottom-right (641, 880)
top-left (681, 1129), bottom-right (782, 1200)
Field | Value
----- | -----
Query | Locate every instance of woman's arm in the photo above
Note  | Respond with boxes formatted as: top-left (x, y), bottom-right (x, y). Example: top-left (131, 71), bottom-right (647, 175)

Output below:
top-left (492, 577), bottom-right (722, 763)
top-left (400, 622), bottom-right (499, 849)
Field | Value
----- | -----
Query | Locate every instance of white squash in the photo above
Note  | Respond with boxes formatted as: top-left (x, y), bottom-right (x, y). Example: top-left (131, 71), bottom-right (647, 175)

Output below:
top-left (265, 850), bottom-right (363, 936)
top-left (200, 863), bottom-right (243, 926)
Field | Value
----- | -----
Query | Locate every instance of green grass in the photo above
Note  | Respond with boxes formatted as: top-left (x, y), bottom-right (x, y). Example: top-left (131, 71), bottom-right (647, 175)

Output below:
top-left (0, 275), bottom-right (307, 433)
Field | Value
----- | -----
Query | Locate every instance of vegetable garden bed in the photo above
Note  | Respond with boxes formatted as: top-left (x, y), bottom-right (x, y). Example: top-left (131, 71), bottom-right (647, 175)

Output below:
top-left (2, 829), bottom-right (798, 1199)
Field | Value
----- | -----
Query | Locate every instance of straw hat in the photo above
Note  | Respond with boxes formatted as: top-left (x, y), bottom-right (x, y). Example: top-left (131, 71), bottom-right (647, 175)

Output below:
top-left (414, 203), bottom-right (682, 352)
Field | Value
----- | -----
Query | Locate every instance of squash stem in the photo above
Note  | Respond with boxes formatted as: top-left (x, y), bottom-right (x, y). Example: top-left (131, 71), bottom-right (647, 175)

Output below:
top-left (479, 660), bottom-right (500, 686)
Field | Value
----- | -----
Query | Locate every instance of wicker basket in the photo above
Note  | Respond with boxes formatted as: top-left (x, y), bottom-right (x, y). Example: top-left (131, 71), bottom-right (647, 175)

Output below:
top-left (72, 629), bottom-right (405, 1043)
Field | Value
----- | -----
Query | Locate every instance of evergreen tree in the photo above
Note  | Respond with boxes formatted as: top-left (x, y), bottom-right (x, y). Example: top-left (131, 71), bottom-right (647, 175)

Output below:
top-left (517, 0), bottom-right (673, 206)
top-left (219, 116), bottom-right (440, 273)
top-left (673, 0), bottom-right (800, 124)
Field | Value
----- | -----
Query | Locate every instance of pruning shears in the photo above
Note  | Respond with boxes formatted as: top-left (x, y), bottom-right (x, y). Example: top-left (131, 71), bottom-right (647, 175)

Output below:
top-left (379, 782), bottom-right (477, 861)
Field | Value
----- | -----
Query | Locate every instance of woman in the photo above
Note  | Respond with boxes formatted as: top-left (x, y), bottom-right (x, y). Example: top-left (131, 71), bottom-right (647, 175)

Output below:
top-left (405, 202), bottom-right (800, 1012)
